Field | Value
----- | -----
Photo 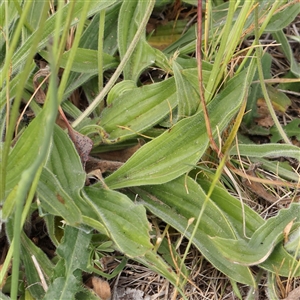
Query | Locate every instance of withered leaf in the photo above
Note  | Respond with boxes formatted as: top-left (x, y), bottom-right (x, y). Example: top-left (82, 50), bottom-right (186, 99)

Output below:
top-left (68, 128), bottom-right (93, 167)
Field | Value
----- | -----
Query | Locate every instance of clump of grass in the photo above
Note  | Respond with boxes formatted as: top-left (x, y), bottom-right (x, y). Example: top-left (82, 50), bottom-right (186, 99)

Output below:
top-left (1, 1), bottom-right (299, 299)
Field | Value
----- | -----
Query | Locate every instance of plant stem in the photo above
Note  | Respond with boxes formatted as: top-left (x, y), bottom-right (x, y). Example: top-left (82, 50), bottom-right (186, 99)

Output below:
top-left (72, 0), bottom-right (156, 128)
top-left (254, 3), bottom-right (291, 145)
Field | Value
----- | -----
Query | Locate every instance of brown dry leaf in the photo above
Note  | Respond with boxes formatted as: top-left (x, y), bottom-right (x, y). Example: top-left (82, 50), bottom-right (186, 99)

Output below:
top-left (86, 157), bottom-right (123, 174)
top-left (68, 129), bottom-right (93, 167)
top-left (87, 276), bottom-right (111, 300)
top-left (255, 98), bottom-right (274, 128)
top-left (94, 139), bottom-right (145, 162)
top-left (244, 167), bottom-right (278, 203)
top-left (255, 86), bottom-right (291, 128)
top-left (57, 106), bottom-right (93, 167)
top-left (243, 167), bottom-right (291, 204)
top-left (283, 286), bottom-right (300, 300)
top-left (33, 66), bottom-right (51, 104)
top-left (283, 219), bottom-right (294, 244)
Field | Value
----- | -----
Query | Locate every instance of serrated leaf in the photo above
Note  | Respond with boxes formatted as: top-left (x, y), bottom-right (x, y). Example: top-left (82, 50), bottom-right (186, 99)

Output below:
top-left (56, 226), bottom-right (91, 274)
top-left (44, 275), bottom-right (79, 300)
top-left (44, 226), bottom-right (91, 299)
top-left (83, 186), bottom-right (152, 257)
top-left (105, 67), bottom-right (255, 189)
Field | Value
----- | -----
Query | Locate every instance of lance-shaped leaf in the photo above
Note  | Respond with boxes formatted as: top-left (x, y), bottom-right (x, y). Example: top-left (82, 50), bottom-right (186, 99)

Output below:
top-left (230, 143), bottom-right (300, 161)
top-left (83, 185), bottom-right (152, 258)
top-left (37, 125), bottom-right (87, 224)
top-left (105, 67), bottom-right (255, 189)
top-left (37, 168), bottom-right (82, 226)
top-left (118, 0), bottom-right (156, 81)
top-left (173, 60), bottom-right (200, 118)
top-left (260, 242), bottom-right (300, 277)
top-left (133, 176), bottom-right (256, 286)
top-left (40, 48), bottom-right (118, 73)
top-left (21, 232), bottom-right (54, 299)
top-left (200, 178), bottom-right (300, 277)
top-left (1, 1), bottom-right (118, 77)
top-left (209, 203), bottom-right (300, 266)
top-left (2, 85), bottom-right (58, 218)
top-left (99, 77), bottom-right (177, 141)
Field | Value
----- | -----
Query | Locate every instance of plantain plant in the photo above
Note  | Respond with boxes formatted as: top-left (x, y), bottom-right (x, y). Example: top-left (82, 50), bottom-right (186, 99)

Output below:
top-left (1, 0), bottom-right (299, 299)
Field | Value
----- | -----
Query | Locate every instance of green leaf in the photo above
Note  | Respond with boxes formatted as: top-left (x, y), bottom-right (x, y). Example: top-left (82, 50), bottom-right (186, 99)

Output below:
top-left (45, 126), bottom-right (85, 198)
top-left (249, 157), bottom-right (300, 182)
top-left (0, 291), bottom-right (11, 300)
top-left (261, 243), bottom-right (300, 277)
top-left (105, 67), bottom-right (255, 189)
top-left (273, 29), bottom-right (300, 77)
top-left (118, 0), bottom-right (156, 81)
top-left (83, 185), bottom-right (152, 257)
top-left (230, 143), bottom-right (300, 161)
top-left (37, 168), bottom-right (82, 226)
top-left (266, 85), bottom-right (291, 112)
top-left (173, 60), bottom-right (199, 118)
top-left (2, 1), bottom-right (118, 77)
top-left (44, 275), bottom-right (79, 300)
top-left (265, 3), bottom-right (300, 33)
top-left (44, 226), bottom-right (92, 300)
top-left (40, 48), bottom-right (118, 73)
top-left (210, 203), bottom-right (300, 266)
top-left (106, 80), bottom-right (137, 105)
top-left (284, 225), bottom-right (300, 258)
top-left (78, 3), bottom-right (120, 54)
top-left (199, 179), bottom-right (264, 237)
top-left (21, 233), bottom-right (54, 299)
top-left (134, 176), bottom-right (256, 286)
top-left (2, 102), bottom-right (58, 203)
top-left (99, 77), bottom-right (177, 141)
top-left (270, 119), bottom-right (300, 143)
top-left (57, 226), bottom-right (91, 273)
top-left (37, 125), bottom-right (85, 225)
